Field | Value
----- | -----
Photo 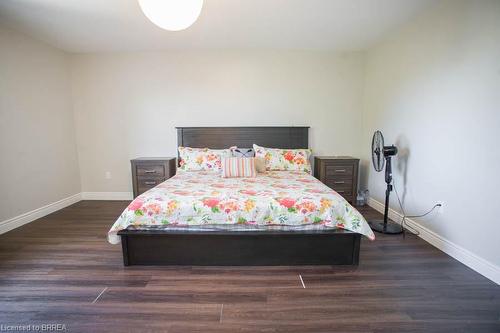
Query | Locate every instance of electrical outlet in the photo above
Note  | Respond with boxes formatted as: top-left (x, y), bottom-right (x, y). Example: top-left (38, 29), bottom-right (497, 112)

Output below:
top-left (436, 201), bottom-right (444, 214)
top-left (105, 171), bottom-right (112, 179)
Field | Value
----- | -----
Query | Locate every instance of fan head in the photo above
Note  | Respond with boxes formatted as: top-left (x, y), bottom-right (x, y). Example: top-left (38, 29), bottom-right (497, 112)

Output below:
top-left (371, 131), bottom-right (385, 172)
top-left (383, 145), bottom-right (398, 157)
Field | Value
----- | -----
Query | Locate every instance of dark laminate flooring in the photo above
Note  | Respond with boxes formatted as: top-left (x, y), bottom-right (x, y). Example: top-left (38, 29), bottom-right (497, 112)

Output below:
top-left (0, 201), bottom-right (498, 333)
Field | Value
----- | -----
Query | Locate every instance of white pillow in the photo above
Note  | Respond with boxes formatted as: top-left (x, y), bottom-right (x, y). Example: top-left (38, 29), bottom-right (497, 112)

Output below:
top-left (231, 147), bottom-right (255, 158)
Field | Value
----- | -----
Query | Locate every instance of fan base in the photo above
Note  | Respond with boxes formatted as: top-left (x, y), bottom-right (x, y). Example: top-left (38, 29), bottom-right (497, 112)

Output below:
top-left (369, 220), bottom-right (403, 234)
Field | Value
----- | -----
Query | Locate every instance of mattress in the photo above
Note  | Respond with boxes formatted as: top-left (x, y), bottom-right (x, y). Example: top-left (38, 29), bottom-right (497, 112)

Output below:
top-left (108, 170), bottom-right (375, 244)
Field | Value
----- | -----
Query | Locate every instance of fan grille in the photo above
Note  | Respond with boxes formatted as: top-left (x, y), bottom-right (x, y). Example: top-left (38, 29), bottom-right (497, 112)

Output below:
top-left (371, 131), bottom-right (385, 172)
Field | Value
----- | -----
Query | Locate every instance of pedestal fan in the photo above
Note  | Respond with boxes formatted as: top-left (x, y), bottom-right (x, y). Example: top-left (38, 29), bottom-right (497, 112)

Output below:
top-left (368, 131), bottom-right (403, 234)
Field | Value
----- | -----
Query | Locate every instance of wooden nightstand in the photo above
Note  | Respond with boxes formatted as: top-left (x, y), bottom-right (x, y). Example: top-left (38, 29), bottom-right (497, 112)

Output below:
top-left (131, 157), bottom-right (176, 198)
top-left (314, 156), bottom-right (359, 204)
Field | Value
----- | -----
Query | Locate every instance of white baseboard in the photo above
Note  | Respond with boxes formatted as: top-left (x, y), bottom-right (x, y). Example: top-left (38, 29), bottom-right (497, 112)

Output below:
top-left (368, 197), bottom-right (500, 285)
top-left (0, 193), bottom-right (82, 235)
top-left (0, 191), bottom-right (132, 235)
top-left (81, 192), bottom-right (133, 200)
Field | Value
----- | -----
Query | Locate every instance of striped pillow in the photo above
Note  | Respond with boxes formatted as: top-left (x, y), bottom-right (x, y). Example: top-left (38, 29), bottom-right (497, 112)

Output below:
top-left (222, 157), bottom-right (257, 178)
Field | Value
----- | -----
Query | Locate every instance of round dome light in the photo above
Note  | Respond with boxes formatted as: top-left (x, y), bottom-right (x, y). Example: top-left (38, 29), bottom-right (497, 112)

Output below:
top-left (138, 0), bottom-right (203, 32)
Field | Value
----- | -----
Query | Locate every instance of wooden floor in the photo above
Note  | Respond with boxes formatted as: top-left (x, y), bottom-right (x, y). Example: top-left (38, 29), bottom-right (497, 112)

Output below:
top-left (0, 201), bottom-right (498, 333)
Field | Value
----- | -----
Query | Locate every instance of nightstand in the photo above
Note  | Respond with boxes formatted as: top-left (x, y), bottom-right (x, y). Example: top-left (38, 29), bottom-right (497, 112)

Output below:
top-left (314, 156), bottom-right (359, 204)
top-left (131, 157), bottom-right (176, 198)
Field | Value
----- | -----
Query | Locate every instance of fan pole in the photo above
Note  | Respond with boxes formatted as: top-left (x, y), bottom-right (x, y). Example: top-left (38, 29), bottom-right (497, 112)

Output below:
top-left (369, 155), bottom-right (403, 234)
top-left (383, 156), bottom-right (393, 230)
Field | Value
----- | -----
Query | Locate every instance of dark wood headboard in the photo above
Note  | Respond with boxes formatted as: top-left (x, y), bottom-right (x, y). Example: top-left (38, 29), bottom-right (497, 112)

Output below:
top-left (176, 127), bottom-right (309, 149)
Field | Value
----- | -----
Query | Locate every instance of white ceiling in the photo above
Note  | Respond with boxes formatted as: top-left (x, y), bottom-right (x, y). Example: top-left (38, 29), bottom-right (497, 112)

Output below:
top-left (0, 0), bottom-right (433, 53)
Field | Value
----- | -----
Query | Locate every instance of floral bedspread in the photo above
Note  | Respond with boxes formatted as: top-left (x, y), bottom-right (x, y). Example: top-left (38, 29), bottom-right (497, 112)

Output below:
top-left (108, 171), bottom-right (375, 244)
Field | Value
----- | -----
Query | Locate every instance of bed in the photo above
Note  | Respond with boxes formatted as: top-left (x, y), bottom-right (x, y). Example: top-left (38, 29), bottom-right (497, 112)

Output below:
top-left (110, 127), bottom-right (374, 266)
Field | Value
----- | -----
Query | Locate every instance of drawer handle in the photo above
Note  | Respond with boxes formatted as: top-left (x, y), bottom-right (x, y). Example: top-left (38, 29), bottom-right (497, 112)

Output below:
top-left (337, 190), bottom-right (345, 193)
top-left (334, 181), bottom-right (345, 184)
top-left (335, 169), bottom-right (346, 172)
top-left (144, 181), bottom-right (156, 185)
top-left (144, 170), bottom-right (157, 174)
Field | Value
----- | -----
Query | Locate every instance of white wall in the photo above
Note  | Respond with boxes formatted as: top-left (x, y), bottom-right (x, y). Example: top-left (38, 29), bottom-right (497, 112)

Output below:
top-left (71, 50), bottom-right (365, 193)
top-left (361, 0), bottom-right (500, 269)
top-left (0, 26), bottom-right (81, 222)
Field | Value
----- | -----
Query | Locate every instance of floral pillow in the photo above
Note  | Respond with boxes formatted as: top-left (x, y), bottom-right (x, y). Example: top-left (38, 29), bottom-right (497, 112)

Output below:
top-left (178, 147), bottom-right (232, 172)
top-left (253, 144), bottom-right (312, 173)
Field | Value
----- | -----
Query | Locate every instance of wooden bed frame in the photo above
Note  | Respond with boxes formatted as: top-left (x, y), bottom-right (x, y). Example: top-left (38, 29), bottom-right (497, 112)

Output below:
top-left (118, 127), bottom-right (361, 266)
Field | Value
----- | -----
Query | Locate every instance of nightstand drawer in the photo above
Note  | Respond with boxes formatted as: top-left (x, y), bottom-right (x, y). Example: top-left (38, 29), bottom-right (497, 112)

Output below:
top-left (325, 165), bottom-right (354, 177)
top-left (325, 179), bottom-right (353, 190)
top-left (137, 177), bottom-right (164, 193)
top-left (136, 164), bottom-right (165, 177)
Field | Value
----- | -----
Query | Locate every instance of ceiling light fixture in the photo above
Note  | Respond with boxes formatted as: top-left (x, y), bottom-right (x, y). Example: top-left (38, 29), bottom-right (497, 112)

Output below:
top-left (138, 0), bottom-right (203, 32)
